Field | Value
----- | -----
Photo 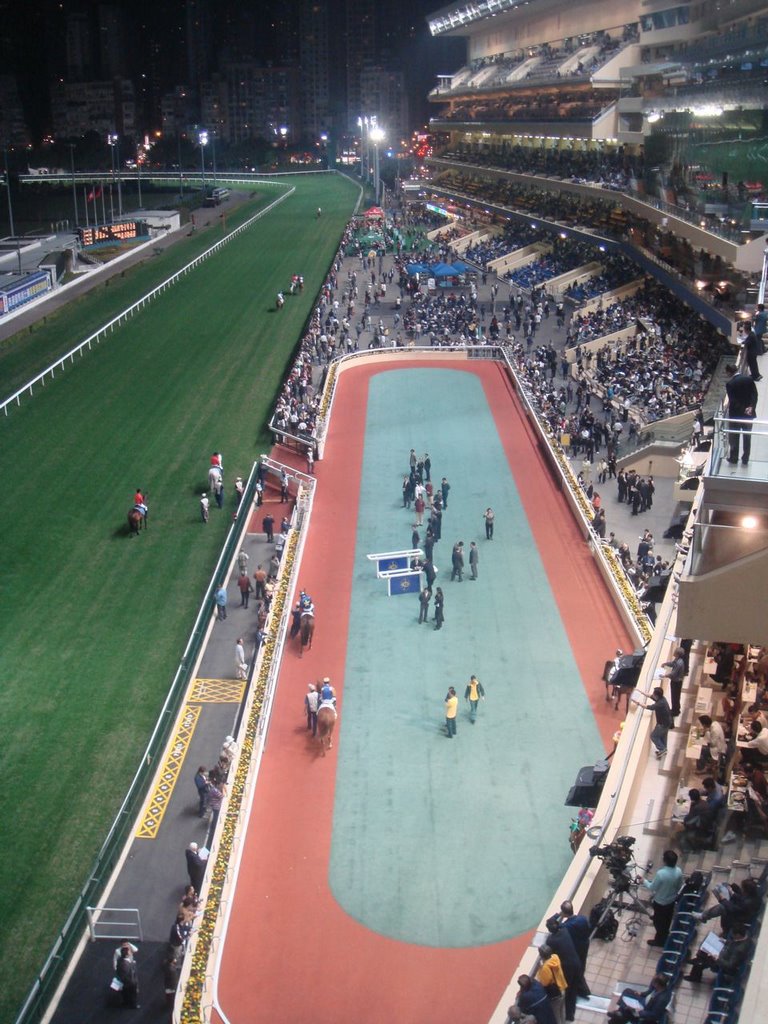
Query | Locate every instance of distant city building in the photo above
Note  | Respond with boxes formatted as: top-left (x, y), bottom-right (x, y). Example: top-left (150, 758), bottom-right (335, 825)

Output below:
top-left (299, 0), bottom-right (331, 139)
top-left (97, 3), bottom-right (128, 79)
top-left (345, 0), bottom-right (378, 131)
top-left (219, 62), bottom-right (301, 144)
top-left (185, 0), bottom-right (214, 89)
top-left (0, 74), bottom-right (31, 146)
top-left (160, 85), bottom-right (198, 137)
top-left (360, 66), bottom-right (408, 148)
top-left (65, 11), bottom-right (95, 82)
top-left (50, 79), bottom-right (136, 140)
top-left (200, 75), bottom-right (228, 142)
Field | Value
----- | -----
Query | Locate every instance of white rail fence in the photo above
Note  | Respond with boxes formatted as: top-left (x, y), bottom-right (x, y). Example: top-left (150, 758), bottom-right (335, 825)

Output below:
top-left (1, 184), bottom-right (294, 418)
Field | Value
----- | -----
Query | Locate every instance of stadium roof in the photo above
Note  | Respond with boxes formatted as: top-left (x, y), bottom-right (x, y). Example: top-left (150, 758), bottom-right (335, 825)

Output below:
top-left (428, 0), bottom-right (539, 37)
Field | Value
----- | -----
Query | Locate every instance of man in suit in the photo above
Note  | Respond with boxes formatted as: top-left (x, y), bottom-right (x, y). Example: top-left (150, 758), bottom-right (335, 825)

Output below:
top-left (741, 321), bottom-right (763, 380)
top-left (725, 364), bottom-right (758, 465)
top-left (754, 303), bottom-right (767, 353)
top-left (559, 901), bottom-right (592, 996)
top-left (545, 916), bottom-right (584, 1022)
top-left (609, 975), bottom-right (670, 1024)
top-left (185, 842), bottom-right (206, 893)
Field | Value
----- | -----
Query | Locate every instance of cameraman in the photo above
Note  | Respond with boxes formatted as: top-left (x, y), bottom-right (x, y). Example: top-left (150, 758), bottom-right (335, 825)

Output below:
top-left (642, 850), bottom-right (682, 948)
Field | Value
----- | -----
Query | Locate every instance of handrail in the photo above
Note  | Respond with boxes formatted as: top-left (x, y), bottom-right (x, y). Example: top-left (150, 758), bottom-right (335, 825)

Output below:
top-left (486, 350), bottom-right (687, 1023)
top-left (1, 187), bottom-right (294, 417)
top-left (18, 170), bottom-right (331, 186)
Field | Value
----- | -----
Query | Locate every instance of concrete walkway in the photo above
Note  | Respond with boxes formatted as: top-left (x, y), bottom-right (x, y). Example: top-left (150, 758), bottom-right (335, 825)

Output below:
top-left (49, 484), bottom-right (288, 1023)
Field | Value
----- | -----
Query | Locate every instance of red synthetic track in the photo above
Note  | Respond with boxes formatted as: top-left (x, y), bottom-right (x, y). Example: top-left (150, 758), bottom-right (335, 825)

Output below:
top-left (215, 361), bottom-right (633, 1024)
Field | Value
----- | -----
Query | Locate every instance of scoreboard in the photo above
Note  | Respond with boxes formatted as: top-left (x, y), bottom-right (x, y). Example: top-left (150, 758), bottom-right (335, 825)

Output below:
top-left (78, 221), bottom-right (147, 246)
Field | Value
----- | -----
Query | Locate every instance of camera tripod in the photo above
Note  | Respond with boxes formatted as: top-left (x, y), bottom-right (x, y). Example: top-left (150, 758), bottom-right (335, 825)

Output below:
top-left (594, 874), bottom-right (654, 942)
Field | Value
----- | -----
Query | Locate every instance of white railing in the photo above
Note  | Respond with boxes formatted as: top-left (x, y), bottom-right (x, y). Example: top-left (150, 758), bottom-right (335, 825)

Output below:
top-left (1, 186), bottom-right (294, 417)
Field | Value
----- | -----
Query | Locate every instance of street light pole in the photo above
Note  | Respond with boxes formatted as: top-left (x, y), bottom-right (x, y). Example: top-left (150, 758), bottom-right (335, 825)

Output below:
top-left (370, 126), bottom-right (385, 206)
top-left (68, 143), bottom-right (78, 229)
top-left (136, 141), bottom-right (143, 208)
top-left (107, 133), bottom-right (116, 222)
top-left (177, 131), bottom-right (184, 198)
top-left (212, 130), bottom-right (217, 188)
top-left (116, 136), bottom-right (122, 216)
top-left (199, 129), bottom-right (208, 195)
top-left (3, 146), bottom-right (22, 274)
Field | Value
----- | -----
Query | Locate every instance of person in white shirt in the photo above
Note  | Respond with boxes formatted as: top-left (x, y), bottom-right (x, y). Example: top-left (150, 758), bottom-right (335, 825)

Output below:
top-left (696, 715), bottom-right (727, 772)
top-left (743, 720), bottom-right (768, 763)
top-left (235, 640), bottom-right (247, 681)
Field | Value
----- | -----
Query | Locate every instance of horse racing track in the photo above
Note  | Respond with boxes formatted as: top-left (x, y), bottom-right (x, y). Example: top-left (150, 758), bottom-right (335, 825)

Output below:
top-left (212, 358), bottom-right (633, 1024)
top-left (0, 173), bottom-right (359, 1023)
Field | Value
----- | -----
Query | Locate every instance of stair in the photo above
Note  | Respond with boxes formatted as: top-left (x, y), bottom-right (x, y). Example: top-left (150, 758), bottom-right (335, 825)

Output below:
top-left (659, 731), bottom-right (687, 777)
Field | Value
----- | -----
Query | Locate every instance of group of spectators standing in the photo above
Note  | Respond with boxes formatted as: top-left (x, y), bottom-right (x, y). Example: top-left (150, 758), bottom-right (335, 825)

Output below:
top-left (106, 734), bottom-right (238, 1010)
top-left (568, 280), bottom-right (726, 424)
top-left (510, 901), bottom-right (592, 1024)
top-left (509, 857), bottom-right (764, 1024)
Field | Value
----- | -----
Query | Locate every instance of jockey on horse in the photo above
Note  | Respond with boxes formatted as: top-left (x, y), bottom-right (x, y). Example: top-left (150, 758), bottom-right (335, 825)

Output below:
top-left (132, 488), bottom-right (148, 523)
top-left (319, 676), bottom-right (336, 707)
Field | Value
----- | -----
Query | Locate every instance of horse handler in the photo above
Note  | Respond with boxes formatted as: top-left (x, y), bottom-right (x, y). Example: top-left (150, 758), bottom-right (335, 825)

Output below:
top-left (306, 684), bottom-right (320, 737)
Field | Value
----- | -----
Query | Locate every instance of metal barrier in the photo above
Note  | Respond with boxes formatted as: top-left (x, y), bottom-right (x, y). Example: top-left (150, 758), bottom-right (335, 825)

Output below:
top-left (179, 462), bottom-right (318, 1024)
top-left (12, 461), bottom-right (263, 1024)
top-left (1, 187), bottom-right (294, 417)
top-left (85, 907), bottom-right (142, 943)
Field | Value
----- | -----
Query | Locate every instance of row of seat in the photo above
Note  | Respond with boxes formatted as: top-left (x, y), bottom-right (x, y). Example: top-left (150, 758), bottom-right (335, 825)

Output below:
top-left (703, 863), bottom-right (768, 1024)
top-left (654, 878), bottom-right (711, 991)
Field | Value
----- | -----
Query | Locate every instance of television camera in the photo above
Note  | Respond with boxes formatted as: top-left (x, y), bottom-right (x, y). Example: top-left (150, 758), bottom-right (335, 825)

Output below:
top-left (588, 836), bottom-right (653, 940)
top-left (590, 835), bottom-right (639, 890)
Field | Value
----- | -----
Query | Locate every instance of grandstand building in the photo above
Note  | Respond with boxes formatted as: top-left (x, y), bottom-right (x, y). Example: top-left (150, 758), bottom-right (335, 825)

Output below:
top-left (424, 2), bottom-right (768, 1022)
top-left (426, 0), bottom-right (768, 276)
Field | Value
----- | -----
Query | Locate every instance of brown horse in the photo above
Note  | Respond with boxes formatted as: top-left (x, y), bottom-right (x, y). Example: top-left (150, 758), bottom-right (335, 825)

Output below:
top-left (127, 508), bottom-right (145, 536)
top-left (316, 704), bottom-right (336, 756)
top-left (299, 612), bottom-right (315, 656)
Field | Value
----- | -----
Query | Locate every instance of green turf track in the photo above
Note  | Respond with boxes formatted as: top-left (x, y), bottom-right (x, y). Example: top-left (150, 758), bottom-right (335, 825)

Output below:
top-left (0, 172), bottom-right (359, 1023)
top-left (2, 186), bottom-right (278, 395)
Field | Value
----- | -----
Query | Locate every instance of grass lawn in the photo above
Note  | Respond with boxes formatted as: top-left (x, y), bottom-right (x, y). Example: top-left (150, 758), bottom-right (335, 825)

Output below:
top-left (0, 171), bottom-right (359, 1023)
top-left (0, 185), bottom-right (283, 397)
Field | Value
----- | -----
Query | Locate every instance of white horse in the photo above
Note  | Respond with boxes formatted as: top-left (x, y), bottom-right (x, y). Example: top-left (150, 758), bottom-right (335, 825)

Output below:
top-left (208, 465), bottom-right (223, 493)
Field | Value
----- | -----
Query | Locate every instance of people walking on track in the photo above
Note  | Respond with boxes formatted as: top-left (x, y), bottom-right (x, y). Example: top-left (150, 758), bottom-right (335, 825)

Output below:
top-left (444, 687), bottom-right (458, 737)
top-left (465, 676), bottom-right (485, 722)
top-left (484, 507), bottom-right (495, 539)
top-left (469, 541), bottom-right (479, 579)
